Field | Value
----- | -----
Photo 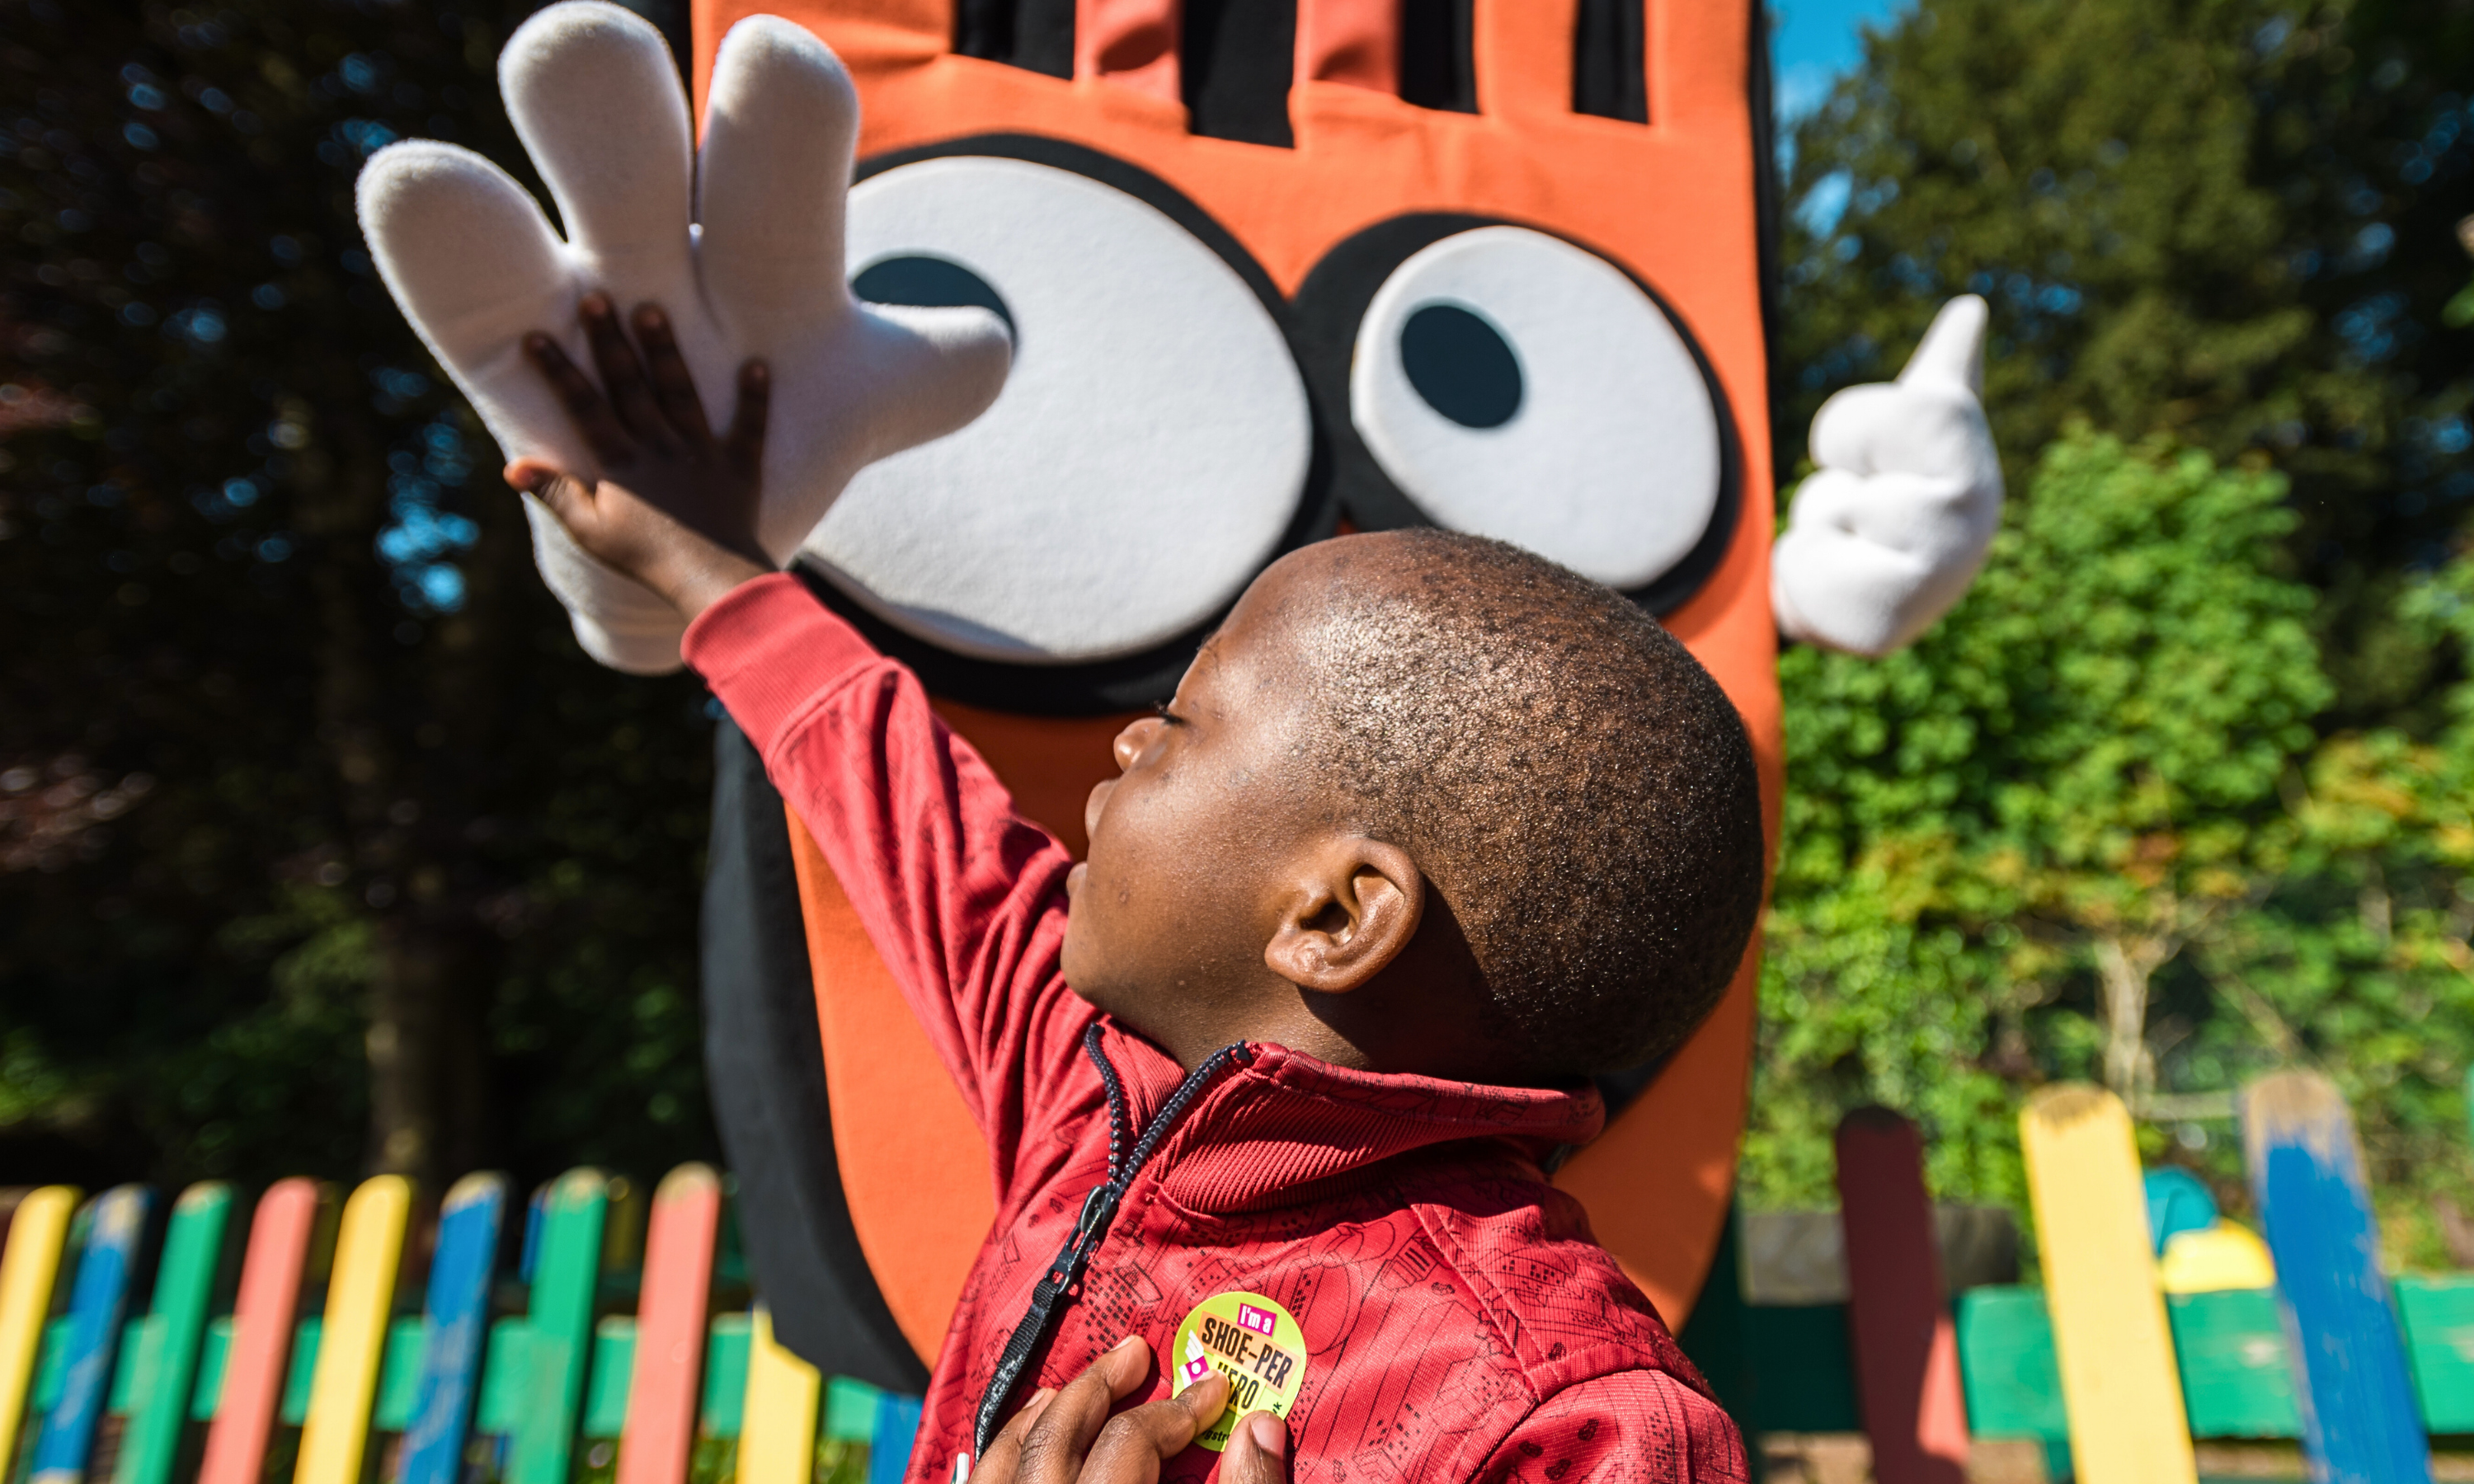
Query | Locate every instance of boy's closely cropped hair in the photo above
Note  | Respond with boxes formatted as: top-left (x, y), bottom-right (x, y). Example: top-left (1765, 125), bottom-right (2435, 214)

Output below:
top-left (507, 295), bottom-right (1763, 1482)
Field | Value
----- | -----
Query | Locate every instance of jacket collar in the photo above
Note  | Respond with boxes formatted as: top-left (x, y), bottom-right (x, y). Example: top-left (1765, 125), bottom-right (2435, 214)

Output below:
top-left (1096, 1021), bottom-right (1606, 1216)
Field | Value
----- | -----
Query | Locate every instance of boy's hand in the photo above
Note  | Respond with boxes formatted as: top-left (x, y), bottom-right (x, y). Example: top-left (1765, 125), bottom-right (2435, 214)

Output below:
top-left (506, 294), bottom-right (774, 622)
top-left (971, 1336), bottom-right (1287, 1484)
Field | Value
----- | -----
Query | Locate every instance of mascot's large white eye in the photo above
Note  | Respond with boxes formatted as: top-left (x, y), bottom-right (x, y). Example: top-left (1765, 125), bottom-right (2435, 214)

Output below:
top-left (804, 152), bottom-right (1313, 668)
top-left (1315, 223), bottom-right (1729, 601)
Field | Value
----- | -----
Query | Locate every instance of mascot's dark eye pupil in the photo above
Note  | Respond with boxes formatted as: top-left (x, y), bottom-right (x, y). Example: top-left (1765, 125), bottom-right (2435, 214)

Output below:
top-left (852, 255), bottom-right (1016, 343)
top-left (1399, 302), bottom-right (1522, 430)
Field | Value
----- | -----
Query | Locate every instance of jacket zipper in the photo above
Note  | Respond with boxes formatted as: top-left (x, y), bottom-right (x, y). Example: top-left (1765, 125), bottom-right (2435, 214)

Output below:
top-left (969, 1024), bottom-right (1250, 1457)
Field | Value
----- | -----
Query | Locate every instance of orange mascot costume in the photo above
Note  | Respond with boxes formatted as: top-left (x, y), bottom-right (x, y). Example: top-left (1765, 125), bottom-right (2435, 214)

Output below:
top-left (359, 0), bottom-right (2001, 1396)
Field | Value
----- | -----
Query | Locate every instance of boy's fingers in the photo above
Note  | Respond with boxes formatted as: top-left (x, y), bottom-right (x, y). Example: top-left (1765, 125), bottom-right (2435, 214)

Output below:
top-left (510, 463), bottom-right (597, 531)
top-left (726, 360), bottom-right (769, 484)
top-left (969, 1388), bottom-right (1056, 1484)
top-left (1074, 1375), bottom-right (1230, 1481)
top-left (1012, 1339), bottom-right (1159, 1484)
top-left (524, 334), bottom-right (637, 465)
top-left (1220, 1411), bottom-right (1290, 1484)
top-left (631, 303), bottom-right (714, 445)
top-left (579, 293), bottom-right (675, 453)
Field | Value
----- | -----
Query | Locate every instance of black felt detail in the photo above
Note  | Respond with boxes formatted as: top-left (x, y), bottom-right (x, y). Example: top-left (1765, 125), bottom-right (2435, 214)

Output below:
top-left (700, 717), bottom-right (930, 1393)
top-left (1399, 303), bottom-right (1522, 429)
top-left (840, 134), bottom-right (1339, 714)
top-left (1571, 0), bottom-right (1648, 123)
top-left (952, 0), bottom-right (1075, 79)
top-left (1287, 213), bottom-right (1742, 617)
top-left (853, 255), bottom-right (1018, 343)
top-left (1398, 0), bottom-right (1477, 112)
top-left (1747, 2), bottom-right (1780, 390)
top-left (1179, 0), bottom-right (1296, 147)
top-left (1591, 1051), bottom-right (1672, 1121)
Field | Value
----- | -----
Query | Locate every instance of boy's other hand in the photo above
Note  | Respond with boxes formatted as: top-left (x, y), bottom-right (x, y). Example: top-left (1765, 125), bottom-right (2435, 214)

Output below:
top-left (971, 1336), bottom-right (1288, 1484)
top-left (506, 294), bottom-right (774, 622)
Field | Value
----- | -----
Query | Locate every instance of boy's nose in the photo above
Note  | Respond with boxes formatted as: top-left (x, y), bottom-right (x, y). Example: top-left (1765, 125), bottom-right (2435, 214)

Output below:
top-left (1111, 716), bottom-right (1163, 771)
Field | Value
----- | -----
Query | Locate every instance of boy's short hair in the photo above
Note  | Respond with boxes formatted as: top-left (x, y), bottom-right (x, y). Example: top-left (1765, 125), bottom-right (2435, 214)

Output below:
top-left (1296, 531), bottom-right (1766, 1079)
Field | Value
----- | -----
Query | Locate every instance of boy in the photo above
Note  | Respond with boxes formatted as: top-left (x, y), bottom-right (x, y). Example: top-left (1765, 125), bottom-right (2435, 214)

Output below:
top-left (510, 294), bottom-right (1765, 1482)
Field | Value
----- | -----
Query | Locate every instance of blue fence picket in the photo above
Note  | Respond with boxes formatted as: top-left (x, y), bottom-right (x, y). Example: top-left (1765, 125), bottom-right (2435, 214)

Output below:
top-left (2243, 1070), bottom-right (2432, 1484)
top-left (29, 1186), bottom-right (153, 1484)
top-left (398, 1174), bottom-right (507, 1484)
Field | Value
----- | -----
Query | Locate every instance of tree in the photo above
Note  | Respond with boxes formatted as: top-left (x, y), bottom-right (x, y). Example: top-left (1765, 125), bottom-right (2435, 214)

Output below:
top-left (0, 0), bottom-right (717, 1192)
top-left (1753, 429), bottom-right (2474, 1262)
top-left (1778, 0), bottom-right (2474, 729)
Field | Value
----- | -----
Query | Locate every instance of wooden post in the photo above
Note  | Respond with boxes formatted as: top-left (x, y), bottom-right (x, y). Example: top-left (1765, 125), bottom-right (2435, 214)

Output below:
top-left (115, 1182), bottom-right (233, 1484)
top-left (195, 1180), bottom-right (324, 1484)
top-left (618, 1165), bottom-right (722, 1484)
top-left (736, 1308), bottom-right (820, 1484)
top-left (2242, 1069), bottom-right (2433, 1484)
top-left (293, 1176), bottom-right (411, 1484)
top-left (868, 1390), bottom-right (923, 1484)
top-left (400, 1173), bottom-right (508, 1484)
top-left (2019, 1085), bottom-right (2196, 1484)
top-left (0, 1188), bottom-right (80, 1474)
top-left (1835, 1108), bottom-right (1968, 1483)
top-left (31, 1185), bottom-right (153, 1484)
top-left (506, 1170), bottom-right (611, 1484)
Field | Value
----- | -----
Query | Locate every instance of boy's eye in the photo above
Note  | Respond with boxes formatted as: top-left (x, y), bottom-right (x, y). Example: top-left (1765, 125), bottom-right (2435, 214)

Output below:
top-left (1153, 702), bottom-right (1185, 726)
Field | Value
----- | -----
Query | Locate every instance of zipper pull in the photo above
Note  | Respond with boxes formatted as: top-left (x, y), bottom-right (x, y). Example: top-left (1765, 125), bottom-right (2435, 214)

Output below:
top-left (1073, 1184), bottom-right (1115, 1242)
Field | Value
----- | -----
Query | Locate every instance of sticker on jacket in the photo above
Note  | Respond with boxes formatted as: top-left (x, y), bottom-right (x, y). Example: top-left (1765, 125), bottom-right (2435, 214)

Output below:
top-left (1168, 1291), bottom-right (1306, 1451)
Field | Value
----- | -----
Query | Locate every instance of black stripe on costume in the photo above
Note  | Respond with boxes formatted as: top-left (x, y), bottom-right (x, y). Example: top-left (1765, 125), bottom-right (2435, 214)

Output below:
top-left (952, 0), bottom-right (1075, 79)
top-left (1181, 0), bottom-right (1298, 147)
top-left (1572, 0), bottom-right (1649, 123)
top-left (1398, 0), bottom-right (1477, 112)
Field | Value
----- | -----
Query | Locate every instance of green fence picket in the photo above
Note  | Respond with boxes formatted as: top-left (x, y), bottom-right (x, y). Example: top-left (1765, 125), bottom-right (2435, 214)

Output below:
top-left (115, 1183), bottom-right (233, 1484)
top-left (506, 1171), bottom-right (610, 1484)
top-left (2397, 1275), bottom-right (2474, 1432)
top-left (2164, 1289), bottom-right (2298, 1438)
top-left (699, 1314), bottom-right (750, 1440)
top-left (582, 1319), bottom-right (636, 1439)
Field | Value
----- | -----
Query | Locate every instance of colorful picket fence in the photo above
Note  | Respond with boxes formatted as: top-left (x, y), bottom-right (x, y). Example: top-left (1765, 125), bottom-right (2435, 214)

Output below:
top-left (0, 1165), bottom-right (923, 1484)
top-left (1702, 1067), bottom-right (2474, 1483)
top-left (4, 1068), bottom-right (2468, 1484)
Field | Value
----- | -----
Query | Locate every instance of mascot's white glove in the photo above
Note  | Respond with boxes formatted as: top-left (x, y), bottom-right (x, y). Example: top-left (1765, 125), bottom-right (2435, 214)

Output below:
top-left (1771, 295), bottom-right (2001, 658)
top-left (355, 2), bottom-right (1011, 674)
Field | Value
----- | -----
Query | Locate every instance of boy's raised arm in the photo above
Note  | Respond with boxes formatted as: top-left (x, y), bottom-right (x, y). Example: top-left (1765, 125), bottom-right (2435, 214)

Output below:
top-left (506, 295), bottom-right (1084, 1151)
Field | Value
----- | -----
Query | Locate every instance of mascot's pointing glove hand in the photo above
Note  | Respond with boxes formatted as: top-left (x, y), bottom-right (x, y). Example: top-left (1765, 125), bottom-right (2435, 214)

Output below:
top-left (1771, 294), bottom-right (2003, 658)
top-left (355, 1), bottom-right (1010, 674)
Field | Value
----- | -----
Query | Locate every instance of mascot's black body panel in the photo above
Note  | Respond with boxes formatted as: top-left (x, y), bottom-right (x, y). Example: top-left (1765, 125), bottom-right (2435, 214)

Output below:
top-left (702, 719), bottom-right (929, 1389)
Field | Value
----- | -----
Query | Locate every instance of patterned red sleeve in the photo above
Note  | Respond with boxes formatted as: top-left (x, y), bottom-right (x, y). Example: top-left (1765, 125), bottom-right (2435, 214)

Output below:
top-left (681, 573), bottom-right (1092, 1174)
top-left (1477, 1372), bottom-right (1750, 1484)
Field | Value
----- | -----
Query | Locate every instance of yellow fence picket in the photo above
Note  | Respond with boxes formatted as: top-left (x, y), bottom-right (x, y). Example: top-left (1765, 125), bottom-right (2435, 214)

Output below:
top-left (2020, 1086), bottom-right (2197, 1484)
top-left (293, 1176), bottom-right (411, 1484)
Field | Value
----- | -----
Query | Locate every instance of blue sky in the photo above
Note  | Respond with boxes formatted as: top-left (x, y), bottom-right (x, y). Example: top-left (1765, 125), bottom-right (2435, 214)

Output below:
top-left (1771, 0), bottom-right (1910, 121)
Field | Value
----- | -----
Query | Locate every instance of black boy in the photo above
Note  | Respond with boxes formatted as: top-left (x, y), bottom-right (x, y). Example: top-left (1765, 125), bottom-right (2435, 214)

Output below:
top-left (510, 296), bottom-right (1763, 1483)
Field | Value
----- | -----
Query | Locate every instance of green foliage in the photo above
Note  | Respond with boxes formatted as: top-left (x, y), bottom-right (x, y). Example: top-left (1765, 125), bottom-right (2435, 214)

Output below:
top-left (1753, 431), bottom-right (2474, 1264)
top-left (1757, 0), bottom-right (2474, 1265)
top-left (1755, 432), bottom-right (2320, 1206)
top-left (0, 0), bottom-right (717, 1192)
top-left (1780, 0), bottom-right (2474, 727)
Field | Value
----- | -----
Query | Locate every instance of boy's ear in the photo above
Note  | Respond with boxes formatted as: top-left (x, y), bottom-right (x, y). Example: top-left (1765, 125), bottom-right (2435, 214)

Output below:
top-left (1263, 839), bottom-right (1424, 993)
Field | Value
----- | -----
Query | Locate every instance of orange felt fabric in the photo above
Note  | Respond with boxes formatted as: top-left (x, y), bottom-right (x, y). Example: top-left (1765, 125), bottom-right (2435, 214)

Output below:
top-left (727, 0), bottom-right (1776, 1355)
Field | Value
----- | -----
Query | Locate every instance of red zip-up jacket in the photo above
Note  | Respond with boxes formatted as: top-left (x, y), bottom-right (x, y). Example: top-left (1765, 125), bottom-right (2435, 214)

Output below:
top-left (685, 574), bottom-right (1749, 1484)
